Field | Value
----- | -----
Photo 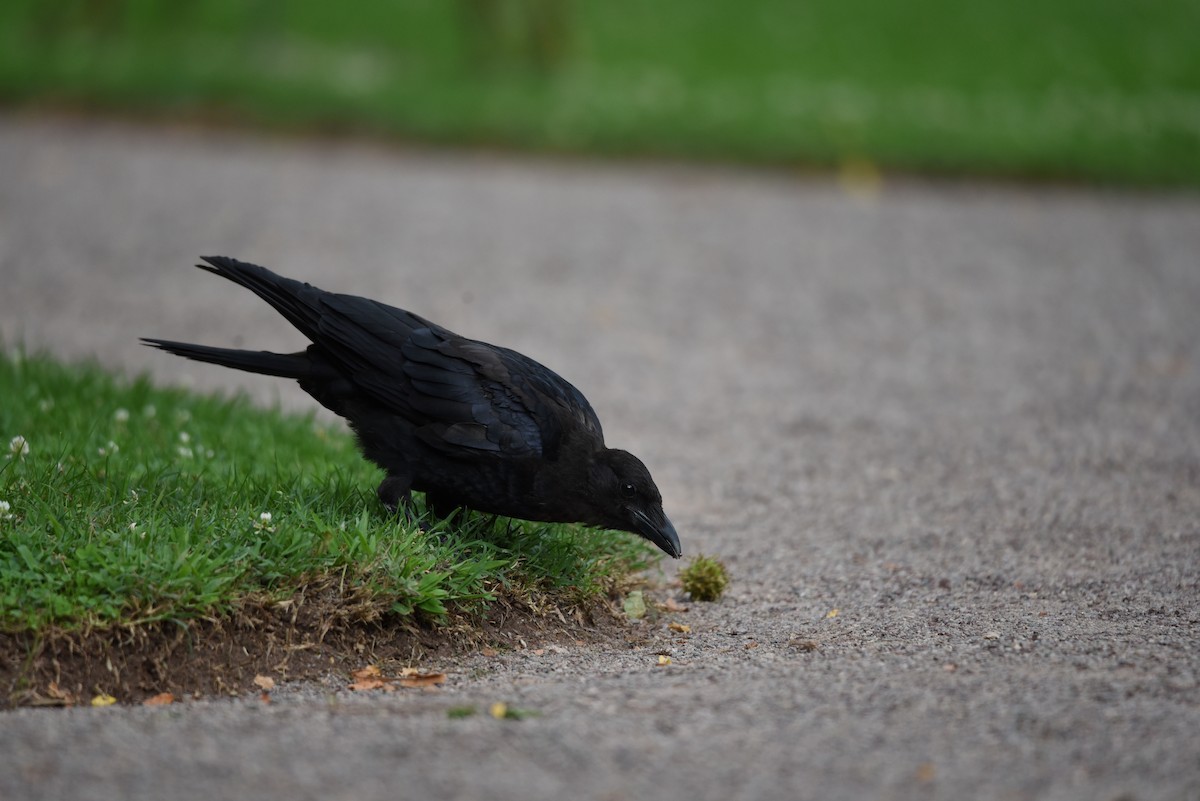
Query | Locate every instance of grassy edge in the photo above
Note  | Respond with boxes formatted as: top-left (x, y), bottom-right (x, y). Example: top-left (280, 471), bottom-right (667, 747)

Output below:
top-left (0, 347), bottom-right (660, 703)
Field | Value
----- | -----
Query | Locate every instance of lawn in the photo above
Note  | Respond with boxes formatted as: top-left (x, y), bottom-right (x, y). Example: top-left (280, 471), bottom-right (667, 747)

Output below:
top-left (0, 348), bottom-right (654, 640)
top-left (0, 0), bottom-right (1197, 186)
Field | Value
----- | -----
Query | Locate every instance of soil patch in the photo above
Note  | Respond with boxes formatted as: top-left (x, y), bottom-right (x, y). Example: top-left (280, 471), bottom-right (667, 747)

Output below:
top-left (1, 577), bottom-right (630, 708)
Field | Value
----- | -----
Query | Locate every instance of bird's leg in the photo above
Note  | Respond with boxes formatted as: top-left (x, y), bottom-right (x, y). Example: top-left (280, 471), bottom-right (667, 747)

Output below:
top-left (377, 473), bottom-right (414, 514)
top-left (424, 492), bottom-right (465, 524)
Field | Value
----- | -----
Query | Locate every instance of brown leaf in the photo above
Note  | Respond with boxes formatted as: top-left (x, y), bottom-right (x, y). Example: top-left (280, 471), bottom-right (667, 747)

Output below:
top-left (259, 692), bottom-right (272, 704)
top-left (253, 675), bottom-right (275, 691)
top-left (143, 692), bottom-right (175, 706)
top-left (915, 762), bottom-right (936, 783)
top-left (790, 639), bottom-right (819, 652)
top-left (744, 641), bottom-right (759, 650)
top-left (481, 646), bottom-right (499, 658)
top-left (397, 672), bottom-right (446, 689)
top-left (663, 597), bottom-right (689, 613)
top-left (350, 665), bottom-right (446, 691)
top-left (45, 682), bottom-right (75, 705)
top-left (668, 622), bottom-right (691, 634)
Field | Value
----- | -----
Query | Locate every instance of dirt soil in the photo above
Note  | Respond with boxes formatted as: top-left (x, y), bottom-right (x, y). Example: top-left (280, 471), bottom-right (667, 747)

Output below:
top-left (1, 578), bottom-right (638, 708)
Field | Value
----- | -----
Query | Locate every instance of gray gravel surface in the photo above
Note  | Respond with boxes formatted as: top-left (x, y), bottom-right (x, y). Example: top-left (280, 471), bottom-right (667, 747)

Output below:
top-left (1, 115), bottom-right (1198, 801)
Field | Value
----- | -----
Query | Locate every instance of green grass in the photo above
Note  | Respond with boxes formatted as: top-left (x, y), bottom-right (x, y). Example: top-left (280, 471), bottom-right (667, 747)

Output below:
top-left (0, 0), bottom-right (1197, 186)
top-left (0, 347), bottom-right (656, 634)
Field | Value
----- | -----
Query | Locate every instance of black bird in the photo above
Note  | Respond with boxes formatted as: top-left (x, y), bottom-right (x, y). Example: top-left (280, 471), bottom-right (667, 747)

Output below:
top-left (143, 257), bottom-right (681, 558)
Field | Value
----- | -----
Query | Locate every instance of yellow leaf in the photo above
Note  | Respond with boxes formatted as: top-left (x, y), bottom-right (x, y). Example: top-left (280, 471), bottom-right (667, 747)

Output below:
top-left (837, 158), bottom-right (883, 201)
top-left (490, 702), bottom-right (508, 719)
top-left (668, 622), bottom-right (691, 634)
top-left (825, 608), bottom-right (839, 619)
top-left (657, 655), bottom-right (672, 666)
top-left (91, 693), bottom-right (117, 707)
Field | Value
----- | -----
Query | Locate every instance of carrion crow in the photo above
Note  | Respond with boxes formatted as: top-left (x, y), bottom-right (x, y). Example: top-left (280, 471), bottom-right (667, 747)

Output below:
top-left (143, 257), bottom-right (681, 558)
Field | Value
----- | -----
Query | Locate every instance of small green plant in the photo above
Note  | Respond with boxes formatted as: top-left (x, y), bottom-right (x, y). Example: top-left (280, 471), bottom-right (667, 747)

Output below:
top-left (680, 554), bottom-right (729, 602)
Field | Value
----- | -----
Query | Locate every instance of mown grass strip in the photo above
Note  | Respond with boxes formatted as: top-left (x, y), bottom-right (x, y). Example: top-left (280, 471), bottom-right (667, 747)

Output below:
top-left (0, 348), bottom-right (656, 635)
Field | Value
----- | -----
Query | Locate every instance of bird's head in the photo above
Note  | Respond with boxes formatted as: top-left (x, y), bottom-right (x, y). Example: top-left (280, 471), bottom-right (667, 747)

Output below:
top-left (587, 449), bottom-right (681, 558)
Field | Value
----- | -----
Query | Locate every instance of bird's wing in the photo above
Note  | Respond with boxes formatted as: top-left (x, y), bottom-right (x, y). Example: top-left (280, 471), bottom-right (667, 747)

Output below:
top-left (315, 294), bottom-right (600, 459)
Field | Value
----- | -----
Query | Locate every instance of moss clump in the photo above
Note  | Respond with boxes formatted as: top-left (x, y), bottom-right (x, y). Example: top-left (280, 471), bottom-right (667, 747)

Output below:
top-left (680, 554), bottom-right (729, 601)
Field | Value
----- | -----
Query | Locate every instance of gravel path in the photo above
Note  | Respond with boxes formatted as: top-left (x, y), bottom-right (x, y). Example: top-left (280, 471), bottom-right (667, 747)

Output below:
top-left (1, 115), bottom-right (1198, 801)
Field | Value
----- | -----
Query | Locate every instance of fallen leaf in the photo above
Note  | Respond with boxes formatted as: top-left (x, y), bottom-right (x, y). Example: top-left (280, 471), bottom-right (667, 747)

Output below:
top-left (663, 597), bottom-right (689, 613)
top-left (350, 665), bottom-right (446, 690)
top-left (397, 672), bottom-right (446, 689)
top-left (915, 762), bottom-right (936, 783)
top-left (623, 590), bottom-right (647, 620)
top-left (481, 647), bottom-right (499, 658)
top-left (253, 675), bottom-right (275, 691)
top-left (259, 692), bottom-right (272, 704)
top-left (46, 682), bottom-right (75, 705)
top-left (657, 655), bottom-right (672, 666)
top-left (943, 663), bottom-right (958, 673)
top-left (744, 641), bottom-right (759, 650)
top-left (489, 702), bottom-right (538, 720)
top-left (983, 631), bottom-right (1001, 640)
top-left (837, 158), bottom-right (883, 202)
top-left (532, 648), bottom-right (545, 656)
top-left (143, 692), bottom-right (175, 706)
top-left (91, 693), bottom-right (117, 707)
top-left (790, 639), bottom-right (819, 652)
top-left (668, 622), bottom-right (691, 634)
top-left (825, 608), bottom-right (839, 619)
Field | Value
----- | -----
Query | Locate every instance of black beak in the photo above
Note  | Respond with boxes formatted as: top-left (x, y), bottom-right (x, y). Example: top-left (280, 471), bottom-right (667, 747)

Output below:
top-left (632, 510), bottom-right (682, 559)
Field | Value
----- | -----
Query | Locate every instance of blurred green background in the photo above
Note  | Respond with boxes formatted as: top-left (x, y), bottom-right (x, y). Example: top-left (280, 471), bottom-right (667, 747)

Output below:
top-left (2, 0), bottom-right (1198, 186)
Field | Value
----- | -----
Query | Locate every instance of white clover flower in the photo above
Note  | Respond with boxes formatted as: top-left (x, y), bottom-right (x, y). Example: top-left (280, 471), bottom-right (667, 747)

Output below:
top-left (98, 441), bottom-right (119, 456)
top-left (178, 431), bottom-right (191, 444)
top-left (9, 435), bottom-right (29, 459)
top-left (0, 500), bottom-right (12, 520)
top-left (38, 398), bottom-right (54, 413)
top-left (114, 408), bottom-right (130, 423)
top-left (143, 404), bottom-right (157, 418)
top-left (260, 512), bottom-right (273, 524)
top-left (177, 446), bottom-right (194, 459)
top-left (254, 511), bottom-right (276, 532)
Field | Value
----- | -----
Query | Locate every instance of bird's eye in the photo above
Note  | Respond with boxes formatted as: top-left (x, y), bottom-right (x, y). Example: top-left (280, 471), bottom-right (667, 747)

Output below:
top-left (620, 482), bottom-right (636, 498)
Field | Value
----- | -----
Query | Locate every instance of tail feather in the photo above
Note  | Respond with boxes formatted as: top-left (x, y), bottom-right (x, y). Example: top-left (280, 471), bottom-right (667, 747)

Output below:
top-left (141, 338), bottom-right (311, 379)
top-left (197, 256), bottom-right (325, 341)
